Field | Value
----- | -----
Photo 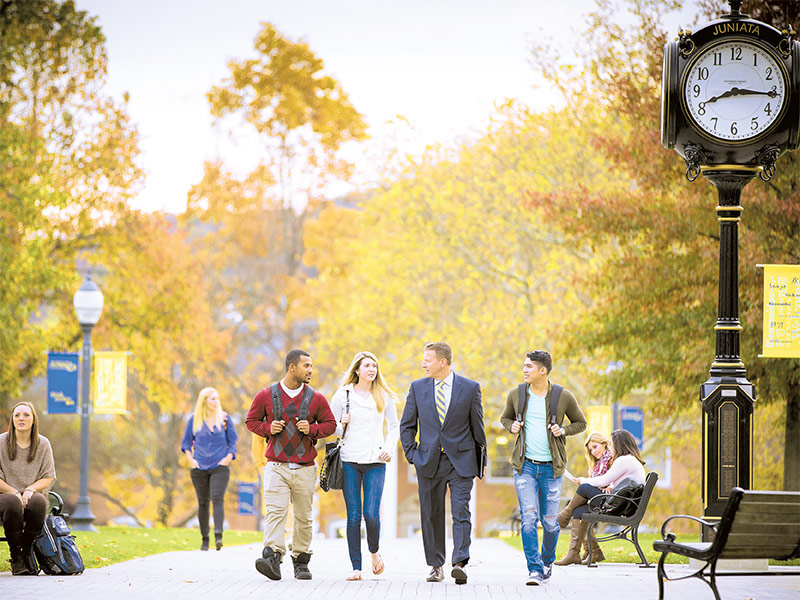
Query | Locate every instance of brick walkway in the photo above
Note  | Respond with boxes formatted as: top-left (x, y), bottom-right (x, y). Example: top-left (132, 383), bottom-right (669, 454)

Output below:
top-left (1, 537), bottom-right (797, 599)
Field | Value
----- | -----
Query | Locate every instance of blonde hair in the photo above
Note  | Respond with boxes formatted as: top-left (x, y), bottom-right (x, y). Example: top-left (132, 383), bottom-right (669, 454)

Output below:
top-left (584, 431), bottom-right (610, 472)
top-left (193, 387), bottom-right (224, 434)
top-left (340, 351), bottom-right (397, 413)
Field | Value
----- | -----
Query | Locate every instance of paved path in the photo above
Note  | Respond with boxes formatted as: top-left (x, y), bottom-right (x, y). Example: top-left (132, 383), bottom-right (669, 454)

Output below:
top-left (1, 537), bottom-right (797, 599)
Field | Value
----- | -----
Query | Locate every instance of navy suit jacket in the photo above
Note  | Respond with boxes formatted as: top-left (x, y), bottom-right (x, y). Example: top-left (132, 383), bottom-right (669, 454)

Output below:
top-left (399, 372), bottom-right (487, 479)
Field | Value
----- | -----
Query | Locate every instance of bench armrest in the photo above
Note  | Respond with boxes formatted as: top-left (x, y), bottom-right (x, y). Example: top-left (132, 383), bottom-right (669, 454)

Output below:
top-left (660, 514), bottom-right (717, 542)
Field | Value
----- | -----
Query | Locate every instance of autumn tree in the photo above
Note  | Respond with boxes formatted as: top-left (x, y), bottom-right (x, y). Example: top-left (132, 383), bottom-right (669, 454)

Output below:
top-left (526, 0), bottom-right (799, 489)
top-left (0, 0), bottom-right (141, 416)
top-left (185, 23), bottom-right (367, 391)
top-left (302, 100), bottom-right (627, 496)
top-left (0, 1), bottom-right (234, 525)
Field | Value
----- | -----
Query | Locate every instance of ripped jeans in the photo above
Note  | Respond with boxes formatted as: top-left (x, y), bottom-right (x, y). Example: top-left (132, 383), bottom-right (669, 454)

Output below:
top-left (513, 460), bottom-right (562, 575)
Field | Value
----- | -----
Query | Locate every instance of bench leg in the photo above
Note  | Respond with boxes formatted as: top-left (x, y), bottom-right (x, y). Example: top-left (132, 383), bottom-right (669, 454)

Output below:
top-left (585, 523), bottom-right (598, 568)
top-left (631, 527), bottom-right (653, 568)
top-left (657, 553), bottom-right (668, 600)
top-left (708, 560), bottom-right (722, 600)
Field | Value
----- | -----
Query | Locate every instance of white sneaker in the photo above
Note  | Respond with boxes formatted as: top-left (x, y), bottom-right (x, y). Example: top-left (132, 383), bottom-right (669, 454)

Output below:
top-left (526, 572), bottom-right (544, 586)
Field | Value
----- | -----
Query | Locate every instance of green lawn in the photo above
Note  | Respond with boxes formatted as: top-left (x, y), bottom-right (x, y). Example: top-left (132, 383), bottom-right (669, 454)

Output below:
top-left (501, 532), bottom-right (800, 567)
top-left (500, 531), bottom-right (691, 564)
top-left (1, 526), bottom-right (262, 571)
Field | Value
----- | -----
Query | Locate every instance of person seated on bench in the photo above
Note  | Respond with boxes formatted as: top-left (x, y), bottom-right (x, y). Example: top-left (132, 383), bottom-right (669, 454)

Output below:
top-left (555, 431), bottom-right (612, 565)
top-left (0, 401), bottom-right (57, 575)
top-left (556, 429), bottom-right (646, 565)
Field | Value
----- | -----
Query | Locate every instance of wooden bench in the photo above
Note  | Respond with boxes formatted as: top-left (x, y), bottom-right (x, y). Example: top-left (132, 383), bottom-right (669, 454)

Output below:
top-left (580, 471), bottom-right (659, 567)
top-left (653, 487), bottom-right (800, 600)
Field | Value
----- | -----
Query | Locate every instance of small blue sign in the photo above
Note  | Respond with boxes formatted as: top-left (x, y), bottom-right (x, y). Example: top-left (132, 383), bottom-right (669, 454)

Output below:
top-left (237, 481), bottom-right (258, 516)
top-left (46, 352), bottom-right (79, 414)
top-left (619, 406), bottom-right (644, 450)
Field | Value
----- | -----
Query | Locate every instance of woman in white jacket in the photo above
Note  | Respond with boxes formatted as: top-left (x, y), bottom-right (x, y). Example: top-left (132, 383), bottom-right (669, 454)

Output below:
top-left (330, 351), bottom-right (399, 581)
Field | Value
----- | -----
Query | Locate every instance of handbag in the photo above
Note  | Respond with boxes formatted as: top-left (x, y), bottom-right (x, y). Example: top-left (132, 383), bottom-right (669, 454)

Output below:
top-left (319, 390), bottom-right (349, 492)
top-left (595, 477), bottom-right (644, 517)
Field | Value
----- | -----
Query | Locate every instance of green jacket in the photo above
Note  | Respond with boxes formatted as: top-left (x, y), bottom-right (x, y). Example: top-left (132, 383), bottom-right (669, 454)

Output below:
top-left (500, 381), bottom-right (586, 477)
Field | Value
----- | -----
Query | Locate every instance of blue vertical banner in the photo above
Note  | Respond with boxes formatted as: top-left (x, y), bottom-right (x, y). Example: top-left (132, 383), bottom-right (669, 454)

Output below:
top-left (237, 482), bottom-right (258, 516)
top-left (619, 406), bottom-right (644, 450)
top-left (46, 352), bottom-right (79, 414)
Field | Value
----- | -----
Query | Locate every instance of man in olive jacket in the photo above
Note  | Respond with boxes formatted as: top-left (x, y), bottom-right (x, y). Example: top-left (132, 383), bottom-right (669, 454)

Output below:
top-left (500, 350), bottom-right (586, 586)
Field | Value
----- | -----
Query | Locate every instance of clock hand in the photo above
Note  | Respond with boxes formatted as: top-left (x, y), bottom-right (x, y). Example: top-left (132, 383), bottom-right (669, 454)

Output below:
top-left (704, 87), bottom-right (777, 104)
top-left (728, 88), bottom-right (778, 98)
top-left (703, 88), bottom-right (736, 105)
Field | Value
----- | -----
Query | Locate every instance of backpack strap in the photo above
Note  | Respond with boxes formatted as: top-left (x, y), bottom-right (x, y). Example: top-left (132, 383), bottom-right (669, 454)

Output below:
top-left (298, 384), bottom-right (314, 422)
top-left (517, 383), bottom-right (527, 421)
top-left (269, 383), bottom-right (282, 422)
top-left (549, 384), bottom-right (563, 426)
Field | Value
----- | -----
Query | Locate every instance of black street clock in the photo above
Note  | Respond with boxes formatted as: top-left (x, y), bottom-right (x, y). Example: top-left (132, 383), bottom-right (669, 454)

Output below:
top-left (662, 1), bottom-right (799, 179)
top-left (661, 1), bottom-right (799, 530)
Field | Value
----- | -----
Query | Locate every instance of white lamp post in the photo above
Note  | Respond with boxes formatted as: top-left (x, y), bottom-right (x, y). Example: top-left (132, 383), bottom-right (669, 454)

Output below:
top-left (71, 273), bottom-right (104, 531)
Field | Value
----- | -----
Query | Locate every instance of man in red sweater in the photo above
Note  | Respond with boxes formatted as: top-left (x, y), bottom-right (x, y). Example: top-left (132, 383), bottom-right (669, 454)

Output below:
top-left (246, 349), bottom-right (336, 581)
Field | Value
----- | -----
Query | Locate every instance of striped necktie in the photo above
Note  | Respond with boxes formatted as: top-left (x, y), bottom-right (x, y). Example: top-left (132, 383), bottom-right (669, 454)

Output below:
top-left (436, 380), bottom-right (447, 424)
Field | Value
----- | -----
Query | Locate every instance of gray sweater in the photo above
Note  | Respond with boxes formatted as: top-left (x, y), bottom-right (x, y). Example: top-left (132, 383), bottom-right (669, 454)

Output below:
top-left (0, 433), bottom-right (57, 493)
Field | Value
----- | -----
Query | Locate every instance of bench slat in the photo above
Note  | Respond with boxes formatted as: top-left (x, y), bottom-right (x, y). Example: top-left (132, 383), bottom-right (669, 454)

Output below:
top-left (738, 491), bottom-right (800, 502)
top-left (736, 501), bottom-right (800, 513)
top-left (720, 545), bottom-right (799, 560)
top-left (729, 522), bottom-right (800, 535)
top-left (725, 533), bottom-right (800, 547)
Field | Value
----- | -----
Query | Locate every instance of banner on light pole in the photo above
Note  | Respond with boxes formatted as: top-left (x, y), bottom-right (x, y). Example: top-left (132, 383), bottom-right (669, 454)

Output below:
top-left (760, 264), bottom-right (800, 358)
top-left (93, 351), bottom-right (128, 414)
top-left (46, 352), bottom-right (79, 414)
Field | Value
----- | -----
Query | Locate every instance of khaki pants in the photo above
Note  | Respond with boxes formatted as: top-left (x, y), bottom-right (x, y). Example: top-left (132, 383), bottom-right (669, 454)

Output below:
top-left (262, 462), bottom-right (317, 558)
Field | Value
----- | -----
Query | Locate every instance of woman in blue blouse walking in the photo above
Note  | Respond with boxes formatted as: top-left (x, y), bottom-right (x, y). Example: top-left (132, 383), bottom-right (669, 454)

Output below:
top-left (181, 387), bottom-right (238, 550)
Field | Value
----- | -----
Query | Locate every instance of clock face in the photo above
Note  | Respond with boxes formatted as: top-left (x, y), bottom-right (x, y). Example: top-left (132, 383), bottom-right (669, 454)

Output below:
top-left (682, 39), bottom-right (788, 143)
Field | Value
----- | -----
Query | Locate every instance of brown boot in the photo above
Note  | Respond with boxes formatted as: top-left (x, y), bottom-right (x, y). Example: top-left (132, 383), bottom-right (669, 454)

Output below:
top-left (580, 537), bottom-right (590, 562)
top-left (555, 520), bottom-right (589, 566)
top-left (582, 535), bottom-right (605, 564)
top-left (557, 494), bottom-right (588, 528)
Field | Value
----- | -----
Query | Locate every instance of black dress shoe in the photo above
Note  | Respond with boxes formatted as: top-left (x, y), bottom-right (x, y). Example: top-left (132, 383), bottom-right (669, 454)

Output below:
top-left (426, 566), bottom-right (444, 582)
top-left (451, 563), bottom-right (467, 584)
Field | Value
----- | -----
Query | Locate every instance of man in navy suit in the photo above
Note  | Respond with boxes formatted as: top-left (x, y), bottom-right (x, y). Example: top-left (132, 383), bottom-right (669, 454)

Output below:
top-left (400, 342), bottom-right (486, 585)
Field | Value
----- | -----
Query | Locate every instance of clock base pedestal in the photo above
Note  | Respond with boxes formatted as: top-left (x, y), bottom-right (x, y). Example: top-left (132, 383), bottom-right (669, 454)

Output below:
top-left (699, 165), bottom-right (756, 535)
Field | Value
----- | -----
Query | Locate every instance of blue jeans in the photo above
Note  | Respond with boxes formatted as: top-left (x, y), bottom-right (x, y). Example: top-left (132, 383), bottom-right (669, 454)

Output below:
top-left (342, 462), bottom-right (386, 570)
top-left (513, 461), bottom-right (562, 575)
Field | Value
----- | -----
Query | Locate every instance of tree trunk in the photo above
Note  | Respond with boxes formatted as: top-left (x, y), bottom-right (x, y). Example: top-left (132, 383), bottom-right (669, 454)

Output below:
top-left (784, 379), bottom-right (800, 491)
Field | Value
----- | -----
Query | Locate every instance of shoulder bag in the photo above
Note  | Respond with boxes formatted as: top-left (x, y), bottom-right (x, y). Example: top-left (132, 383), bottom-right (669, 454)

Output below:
top-left (319, 390), bottom-right (349, 492)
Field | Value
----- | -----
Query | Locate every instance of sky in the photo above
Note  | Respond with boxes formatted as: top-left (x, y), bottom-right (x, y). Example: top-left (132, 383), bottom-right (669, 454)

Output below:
top-left (74, 0), bottom-right (696, 214)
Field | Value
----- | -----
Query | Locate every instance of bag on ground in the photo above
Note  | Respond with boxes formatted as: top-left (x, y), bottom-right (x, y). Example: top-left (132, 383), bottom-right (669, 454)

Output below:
top-left (31, 512), bottom-right (85, 575)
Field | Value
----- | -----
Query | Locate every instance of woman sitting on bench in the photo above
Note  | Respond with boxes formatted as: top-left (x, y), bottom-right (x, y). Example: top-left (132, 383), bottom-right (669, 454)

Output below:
top-left (555, 431), bottom-right (612, 565)
top-left (556, 429), bottom-right (646, 565)
top-left (0, 401), bottom-right (57, 575)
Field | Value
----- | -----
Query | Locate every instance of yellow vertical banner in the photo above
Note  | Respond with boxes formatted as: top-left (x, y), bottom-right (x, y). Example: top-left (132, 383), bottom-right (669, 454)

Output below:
top-left (762, 265), bottom-right (800, 358)
top-left (584, 406), bottom-right (613, 438)
top-left (93, 351), bottom-right (128, 414)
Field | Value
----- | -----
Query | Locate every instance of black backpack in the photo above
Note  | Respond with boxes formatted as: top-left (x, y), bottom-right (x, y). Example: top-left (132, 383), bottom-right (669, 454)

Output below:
top-left (30, 493), bottom-right (85, 575)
